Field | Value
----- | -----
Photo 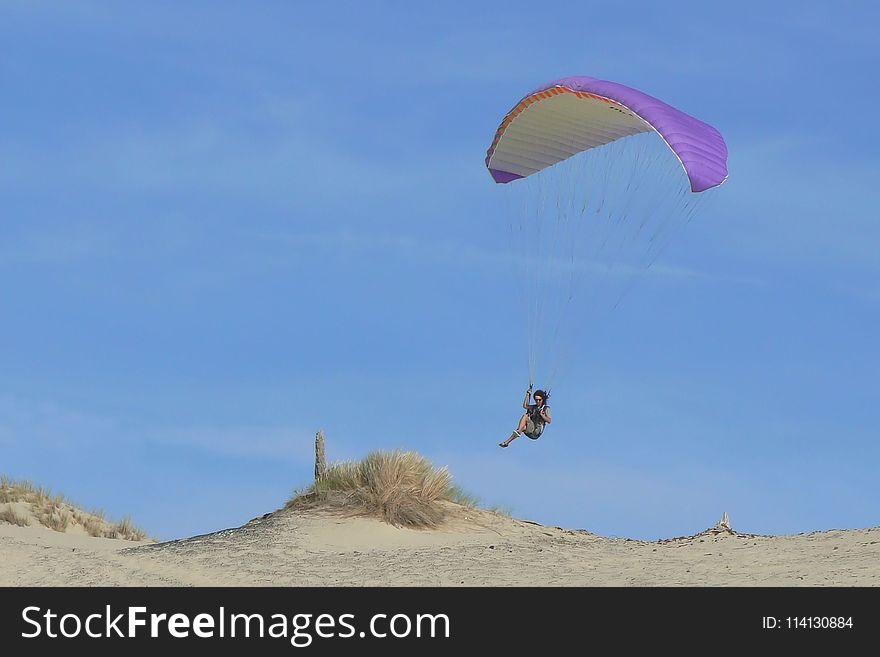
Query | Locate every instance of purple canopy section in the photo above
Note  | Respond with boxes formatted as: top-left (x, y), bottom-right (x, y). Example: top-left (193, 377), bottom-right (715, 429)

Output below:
top-left (487, 75), bottom-right (728, 193)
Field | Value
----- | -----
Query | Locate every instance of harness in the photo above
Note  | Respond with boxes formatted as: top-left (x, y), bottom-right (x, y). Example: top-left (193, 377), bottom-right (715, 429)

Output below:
top-left (528, 404), bottom-right (547, 426)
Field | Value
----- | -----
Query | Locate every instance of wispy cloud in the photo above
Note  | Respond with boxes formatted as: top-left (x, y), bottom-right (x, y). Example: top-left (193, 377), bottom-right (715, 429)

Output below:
top-left (148, 425), bottom-right (318, 463)
top-left (0, 226), bottom-right (112, 266)
top-left (255, 227), bottom-right (763, 288)
top-left (0, 395), bottom-right (118, 450)
top-left (0, 98), bottom-right (476, 209)
top-left (713, 134), bottom-right (880, 272)
top-left (0, 394), bottom-right (319, 464)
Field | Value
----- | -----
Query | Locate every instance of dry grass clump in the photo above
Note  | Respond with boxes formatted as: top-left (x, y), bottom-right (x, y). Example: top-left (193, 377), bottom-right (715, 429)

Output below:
top-left (0, 475), bottom-right (150, 540)
top-left (106, 517), bottom-right (148, 542)
top-left (0, 506), bottom-right (30, 527)
top-left (82, 515), bottom-right (106, 538)
top-left (1, 476), bottom-right (52, 506)
top-left (287, 450), bottom-right (475, 529)
top-left (36, 503), bottom-right (71, 532)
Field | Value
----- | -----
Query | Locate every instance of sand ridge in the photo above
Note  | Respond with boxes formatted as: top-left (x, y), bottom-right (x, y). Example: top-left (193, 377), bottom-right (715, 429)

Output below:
top-left (2, 504), bottom-right (878, 586)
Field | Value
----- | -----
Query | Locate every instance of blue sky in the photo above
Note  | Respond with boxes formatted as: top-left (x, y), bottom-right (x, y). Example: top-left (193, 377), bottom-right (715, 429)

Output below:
top-left (2, 1), bottom-right (878, 541)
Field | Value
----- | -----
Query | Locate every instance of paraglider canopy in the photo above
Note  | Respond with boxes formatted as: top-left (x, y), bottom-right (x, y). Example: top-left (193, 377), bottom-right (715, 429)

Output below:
top-left (485, 75), bottom-right (728, 192)
top-left (485, 75), bottom-right (728, 388)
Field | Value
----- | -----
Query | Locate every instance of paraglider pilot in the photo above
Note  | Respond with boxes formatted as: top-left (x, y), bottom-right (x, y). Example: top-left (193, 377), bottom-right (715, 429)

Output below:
top-left (499, 386), bottom-right (551, 447)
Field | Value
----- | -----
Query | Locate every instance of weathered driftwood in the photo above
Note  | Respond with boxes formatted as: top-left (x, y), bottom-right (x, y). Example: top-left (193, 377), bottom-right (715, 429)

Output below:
top-left (314, 429), bottom-right (327, 482)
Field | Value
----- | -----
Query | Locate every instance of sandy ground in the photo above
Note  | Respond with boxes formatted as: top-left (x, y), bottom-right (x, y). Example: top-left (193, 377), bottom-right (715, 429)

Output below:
top-left (2, 505), bottom-right (879, 586)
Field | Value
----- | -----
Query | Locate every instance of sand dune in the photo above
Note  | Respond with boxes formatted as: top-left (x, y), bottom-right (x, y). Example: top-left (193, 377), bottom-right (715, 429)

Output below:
top-left (2, 503), bottom-right (878, 586)
top-left (0, 477), bottom-right (148, 542)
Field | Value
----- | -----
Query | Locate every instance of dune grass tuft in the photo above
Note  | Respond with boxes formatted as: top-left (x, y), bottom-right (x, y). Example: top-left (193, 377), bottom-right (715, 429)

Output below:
top-left (83, 516), bottom-right (105, 538)
top-left (37, 505), bottom-right (71, 532)
top-left (110, 516), bottom-right (148, 542)
top-left (286, 450), bottom-right (476, 529)
top-left (487, 504), bottom-right (513, 517)
top-left (0, 475), bottom-right (151, 540)
top-left (0, 505), bottom-right (30, 527)
top-left (445, 485), bottom-right (481, 509)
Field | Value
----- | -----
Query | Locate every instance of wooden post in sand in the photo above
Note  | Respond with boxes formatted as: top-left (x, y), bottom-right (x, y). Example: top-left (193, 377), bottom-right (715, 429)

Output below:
top-left (315, 429), bottom-right (327, 482)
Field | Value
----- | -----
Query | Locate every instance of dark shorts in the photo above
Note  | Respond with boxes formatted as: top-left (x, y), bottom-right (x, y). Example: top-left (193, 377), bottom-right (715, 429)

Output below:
top-left (523, 417), bottom-right (544, 439)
